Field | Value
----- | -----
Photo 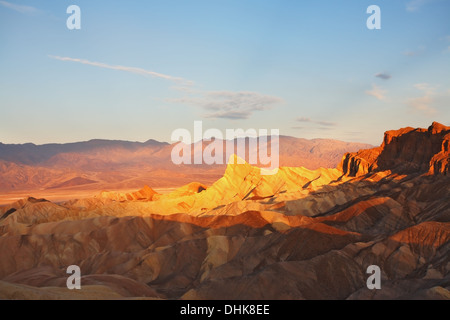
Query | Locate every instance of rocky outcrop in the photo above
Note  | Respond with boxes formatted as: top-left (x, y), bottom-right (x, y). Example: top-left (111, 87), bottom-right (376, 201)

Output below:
top-left (429, 129), bottom-right (450, 175)
top-left (97, 185), bottom-right (158, 202)
top-left (340, 122), bottom-right (450, 177)
top-left (338, 147), bottom-right (382, 177)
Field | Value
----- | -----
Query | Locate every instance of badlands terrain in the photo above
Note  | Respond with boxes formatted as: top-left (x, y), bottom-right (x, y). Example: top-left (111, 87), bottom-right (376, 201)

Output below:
top-left (0, 122), bottom-right (449, 299)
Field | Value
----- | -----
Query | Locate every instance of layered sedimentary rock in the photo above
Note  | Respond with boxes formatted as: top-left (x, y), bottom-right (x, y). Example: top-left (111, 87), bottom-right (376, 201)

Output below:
top-left (0, 123), bottom-right (449, 300)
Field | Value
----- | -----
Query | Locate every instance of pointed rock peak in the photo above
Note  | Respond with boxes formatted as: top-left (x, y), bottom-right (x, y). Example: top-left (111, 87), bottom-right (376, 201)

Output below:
top-left (428, 122), bottom-right (450, 134)
top-left (140, 185), bottom-right (157, 194)
top-left (174, 182), bottom-right (208, 194)
top-left (135, 185), bottom-right (158, 199)
top-left (223, 154), bottom-right (261, 182)
top-left (26, 197), bottom-right (49, 204)
top-left (226, 154), bottom-right (249, 166)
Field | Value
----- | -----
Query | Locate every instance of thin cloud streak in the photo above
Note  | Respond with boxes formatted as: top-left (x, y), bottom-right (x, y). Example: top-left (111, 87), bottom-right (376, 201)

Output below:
top-left (204, 110), bottom-right (252, 120)
top-left (403, 51), bottom-right (418, 56)
top-left (0, 0), bottom-right (39, 14)
top-left (403, 45), bottom-right (426, 57)
top-left (49, 55), bottom-right (193, 85)
top-left (406, 0), bottom-right (435, 12)
top-left (317, 121), bottom-right (336, 127)
top-left (296, 117), bottom-right (337, 127)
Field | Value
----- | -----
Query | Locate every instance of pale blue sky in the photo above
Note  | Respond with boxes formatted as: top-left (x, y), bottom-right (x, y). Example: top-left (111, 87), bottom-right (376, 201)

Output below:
top-left (0, 0), bottom-right (449, 145)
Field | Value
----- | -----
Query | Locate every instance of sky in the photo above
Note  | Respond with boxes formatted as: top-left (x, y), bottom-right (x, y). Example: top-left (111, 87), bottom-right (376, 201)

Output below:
top-left (0, 0), bottom-right (449, 145)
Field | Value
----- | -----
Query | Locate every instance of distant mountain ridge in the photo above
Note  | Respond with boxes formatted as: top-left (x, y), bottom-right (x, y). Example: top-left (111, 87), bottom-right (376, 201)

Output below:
top-left (0, 136), bottom-right (372, 192)
top-left (0, 139), bottom-right (168, 165)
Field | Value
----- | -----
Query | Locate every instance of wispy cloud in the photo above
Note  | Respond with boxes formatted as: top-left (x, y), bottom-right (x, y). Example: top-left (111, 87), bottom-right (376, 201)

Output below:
top-left (205, 110), bottom-right (252, 120)
top-left (172, 91), bottom-right (283, 120)
top-left (403, 51), bottom-right (418, 57)
top-left (49, 55), bottom-right (193, 85)
top-left (414, 83), bottom-right (435, 92)
top-left (296, 117), bottom-right (337, 127)
top-left (403, 45), bottom-right (426, 57)
top-left (50, 56), bottom-right (281, 119)
top-left (375, 72), bottom-right (391, 80)
top-left (365, 84), bottom-right (387, 101)
top-left (317, 121), bottom-right (336, 127)
top-left (407, 83), bottom-right (437, 115)
top-left (0, 1), bottom-right (39, 14)
top-left (406, 0), bottom-right (435, 12)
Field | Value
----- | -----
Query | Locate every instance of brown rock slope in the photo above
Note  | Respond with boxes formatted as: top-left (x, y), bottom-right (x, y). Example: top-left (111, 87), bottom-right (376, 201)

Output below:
top-left (0, 123), bottom-right (449, 300)
top-left (339, 121), bottom-right (450, 176)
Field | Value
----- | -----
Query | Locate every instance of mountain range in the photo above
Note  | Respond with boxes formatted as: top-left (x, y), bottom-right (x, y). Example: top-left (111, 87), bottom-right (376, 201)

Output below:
top-left (0, 136), bottom-right (372, 193)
